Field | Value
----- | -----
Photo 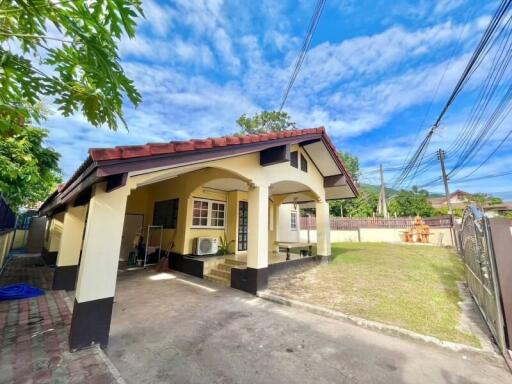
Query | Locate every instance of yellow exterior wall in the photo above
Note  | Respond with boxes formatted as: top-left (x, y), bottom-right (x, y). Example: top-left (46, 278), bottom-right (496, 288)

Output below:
top-left (125, 168), bottom-right (251, 255)
top-left (45, 211), bottom-right (65, 252)
top-left (0, 231), bottom-right (14, 267)
top-left (12, 229), bottom-right (28, 249)
top-left (126, 148), bottom-right (327, 256)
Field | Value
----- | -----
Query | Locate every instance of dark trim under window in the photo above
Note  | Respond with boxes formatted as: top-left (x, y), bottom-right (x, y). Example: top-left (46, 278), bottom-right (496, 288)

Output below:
top-left (300, 153), bottom-right (308, 172)
top-left (290, 151), bottom-right (298, 168)
top-left (153, 198), bottom-right (179, 229)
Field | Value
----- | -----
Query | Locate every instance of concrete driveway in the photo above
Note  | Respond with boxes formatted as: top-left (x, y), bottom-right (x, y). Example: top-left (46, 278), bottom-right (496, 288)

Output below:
top-left (105, 268), bottom-right (511, 384)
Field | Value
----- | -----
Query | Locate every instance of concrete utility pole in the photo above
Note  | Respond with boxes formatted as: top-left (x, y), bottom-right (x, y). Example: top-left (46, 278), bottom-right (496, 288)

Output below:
top-left (437, 149), bottom-right (453, 215)
top-left (438, 148), bottom-right (456, 247)
top-left (378, 164), bottom-right (388, 218)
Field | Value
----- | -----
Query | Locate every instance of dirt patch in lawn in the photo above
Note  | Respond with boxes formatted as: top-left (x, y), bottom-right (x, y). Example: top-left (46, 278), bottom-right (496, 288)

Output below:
top-left (269, 243), bottom-right (482, 347)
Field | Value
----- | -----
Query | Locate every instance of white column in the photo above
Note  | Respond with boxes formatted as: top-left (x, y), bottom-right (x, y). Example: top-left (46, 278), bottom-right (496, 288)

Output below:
top-left (247, 184), bottom-right (269, 269)
top-left (268, 201), bottom-right (280, 256)
top-left (316, 200), bottom-right (331, 261)
top-left (53, 205), bottom-right (87, 290)
top-left (69, 182), bottom-right (130, 350)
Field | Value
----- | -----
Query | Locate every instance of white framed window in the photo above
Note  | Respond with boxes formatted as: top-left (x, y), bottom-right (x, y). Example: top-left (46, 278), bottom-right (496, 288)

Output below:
top-left (192, 198), bottom-right (226, 228)
top-left (290, 211), bottom-right (297, 231)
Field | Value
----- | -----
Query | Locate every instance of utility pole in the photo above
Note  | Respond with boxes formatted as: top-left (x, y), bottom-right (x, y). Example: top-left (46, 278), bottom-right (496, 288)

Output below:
top-left (378, 164), bottom-right (388, 218)
top-left (438, 149), bottom-right (455, 247)
top-left (437, 149), bottom-right (453, 215)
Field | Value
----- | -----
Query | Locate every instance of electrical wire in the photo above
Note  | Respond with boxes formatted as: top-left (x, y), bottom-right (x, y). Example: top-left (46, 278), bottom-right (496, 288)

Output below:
top-left (278, 0), bottom-right (326, 111)
top-left (392, 0), bottom-right (512, 189)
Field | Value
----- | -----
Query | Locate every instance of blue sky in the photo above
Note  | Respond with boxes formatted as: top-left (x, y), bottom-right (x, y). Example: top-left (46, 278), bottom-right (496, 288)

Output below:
top-left (44, 0), bottom-right (512, 199)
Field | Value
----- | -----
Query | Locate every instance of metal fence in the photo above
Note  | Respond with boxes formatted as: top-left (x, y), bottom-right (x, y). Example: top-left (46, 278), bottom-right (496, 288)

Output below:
top-left (0, 195), bottom-right (15, 231)
top-left (459, 205), bottom-right (506, 351)
top-left (300, 216), bottom-right (453, 230)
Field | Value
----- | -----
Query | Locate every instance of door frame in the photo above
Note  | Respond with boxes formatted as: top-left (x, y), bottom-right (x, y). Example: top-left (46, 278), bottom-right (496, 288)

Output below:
top-left (238, 201), bottom-right (248, 252)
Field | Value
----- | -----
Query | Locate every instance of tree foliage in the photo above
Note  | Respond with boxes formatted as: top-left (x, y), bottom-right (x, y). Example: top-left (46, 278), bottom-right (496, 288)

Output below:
top-left (388, 187), bottom-right (434, 217)
top-left (432, 206), bottom-right (464, 218)
top-left (465, 192), bottom-right (503, 207)
top-left (0, 108), bottom-right (62, 209)
top-left (236, 111), bottom-right (296, 134)
top-left (329, 190), bottom-right (378, 217)
top-left (337, 151), bottom-right (360, 182)
top-left (0, 0), bottom-right (143, 130)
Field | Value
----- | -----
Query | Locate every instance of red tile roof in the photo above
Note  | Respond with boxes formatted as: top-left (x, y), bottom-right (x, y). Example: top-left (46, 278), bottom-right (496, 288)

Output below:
top-left (88, 127), bottom-right (326, 162)
top-left (40, 127), bottom-right (359, 214)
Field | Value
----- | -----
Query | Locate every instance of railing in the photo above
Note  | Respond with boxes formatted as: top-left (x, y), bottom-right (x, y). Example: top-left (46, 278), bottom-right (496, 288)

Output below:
top-left (300, 216), bottom-right (453, 230)
top-left (0, 195), bottom-right (15, 231)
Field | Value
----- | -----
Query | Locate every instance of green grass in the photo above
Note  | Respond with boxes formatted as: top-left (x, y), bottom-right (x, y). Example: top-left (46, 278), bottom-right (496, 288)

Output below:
top-left (270, 242), bottom-right (480, 347)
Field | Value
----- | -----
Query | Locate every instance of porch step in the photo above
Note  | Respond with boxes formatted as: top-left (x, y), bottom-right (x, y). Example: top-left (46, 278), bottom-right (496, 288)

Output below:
top-left (217, 263), bottom-right (234, 272)
top-left (209, 268), bottom-right (230, 279)
top-left (204, 273), bottom-right (230, 287)
top-left (224, 258), bottom-right (247, 267)
top-left (203, 258), bottom-right (247, 288)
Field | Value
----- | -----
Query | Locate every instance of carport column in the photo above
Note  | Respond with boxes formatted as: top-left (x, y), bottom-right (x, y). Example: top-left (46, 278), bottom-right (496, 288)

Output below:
top-left (52, 205), bottom-right (87, 291)
top-left (69, 182), bottom-right (130, 351)
top-left (246, 183), bottom-right (269, 294)
top-left (315, 200), bottom-right (331, 263)
top-left (268, 196), bottom-right (284, 256)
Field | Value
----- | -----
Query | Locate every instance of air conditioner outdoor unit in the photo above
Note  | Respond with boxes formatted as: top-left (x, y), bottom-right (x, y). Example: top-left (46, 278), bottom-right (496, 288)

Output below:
top-left (193, 237), bottom-right (218, 255)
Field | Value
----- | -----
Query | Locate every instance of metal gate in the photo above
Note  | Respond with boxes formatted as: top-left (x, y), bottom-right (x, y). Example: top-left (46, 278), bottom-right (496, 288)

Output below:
top-left (460, 206), bottom-right (506, 351)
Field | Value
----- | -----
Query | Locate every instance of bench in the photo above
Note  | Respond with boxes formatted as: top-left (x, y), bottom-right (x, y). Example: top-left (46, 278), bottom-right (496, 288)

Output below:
top-left (276, 242), bottom-right (315, 260)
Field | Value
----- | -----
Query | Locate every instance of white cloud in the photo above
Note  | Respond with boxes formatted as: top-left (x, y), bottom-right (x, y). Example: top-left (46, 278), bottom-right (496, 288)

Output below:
top-left (119, 35), bottom-right (214, 67)
top-left (141, 0), bottom-right (175, 36)
top-left (433, 0), bottom-right (466, 16)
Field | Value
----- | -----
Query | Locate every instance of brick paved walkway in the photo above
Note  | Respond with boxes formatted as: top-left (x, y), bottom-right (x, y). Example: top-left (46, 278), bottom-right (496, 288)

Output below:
top-left (0, 254), bottom-right (121, 384)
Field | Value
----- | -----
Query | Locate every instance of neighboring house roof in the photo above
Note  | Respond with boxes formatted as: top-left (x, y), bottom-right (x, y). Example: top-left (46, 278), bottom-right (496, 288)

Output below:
top-left (484, 202), bottom-right (512, 212)
top-left (429, 189), bottom-right (471, 208)
top-left (40, 127), bottom-right (358, 215)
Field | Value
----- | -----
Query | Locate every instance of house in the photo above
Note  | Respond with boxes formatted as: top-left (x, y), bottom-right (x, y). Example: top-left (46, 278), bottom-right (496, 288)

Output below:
top-left (429, 190), bottom-right (470, 210)
top-left (429, 190), bottom-right (512, 217)
top-left (39, 127), bottom-right (358, 351)
top-left (483, 202), bottom-right (512, 218)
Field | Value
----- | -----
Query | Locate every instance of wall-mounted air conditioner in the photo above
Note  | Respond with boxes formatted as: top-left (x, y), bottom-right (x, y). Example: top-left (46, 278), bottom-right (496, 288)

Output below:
top-left (193, 237), bottom-right (218, 255)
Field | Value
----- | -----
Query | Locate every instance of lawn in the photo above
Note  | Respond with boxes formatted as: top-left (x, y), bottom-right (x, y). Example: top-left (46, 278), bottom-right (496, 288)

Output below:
top-left (269, 242), bottom-right (480, 347)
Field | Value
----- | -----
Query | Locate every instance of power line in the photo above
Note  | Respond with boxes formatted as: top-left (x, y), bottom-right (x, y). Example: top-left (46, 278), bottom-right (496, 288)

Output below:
top-left (278, 0), bottom-right (326, 111)
top-left (452, 170), bottom-right (512, 183)
top-left (392, 0), bottom-right (512, 189)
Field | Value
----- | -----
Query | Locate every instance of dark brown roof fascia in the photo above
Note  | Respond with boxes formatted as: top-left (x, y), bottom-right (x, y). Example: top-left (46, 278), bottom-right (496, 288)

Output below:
top-left (320, 136), bottom-right (359, 197)
top-left (95, 134), bottom-right (323, 177)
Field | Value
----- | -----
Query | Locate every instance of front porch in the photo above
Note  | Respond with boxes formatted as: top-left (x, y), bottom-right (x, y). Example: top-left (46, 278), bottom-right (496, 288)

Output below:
top-left (189, 246), bottom-right (318, 286)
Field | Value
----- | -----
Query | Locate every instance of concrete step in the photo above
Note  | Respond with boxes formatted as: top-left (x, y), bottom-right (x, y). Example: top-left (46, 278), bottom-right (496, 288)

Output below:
top-left (217, 263), bottom-right (234, 272)
top-left (204, 273), bottom-right (230, 287)
top-left (225, 258), bottom-right (247, 267)
top-left (210, 268), bottom-right (230, 279)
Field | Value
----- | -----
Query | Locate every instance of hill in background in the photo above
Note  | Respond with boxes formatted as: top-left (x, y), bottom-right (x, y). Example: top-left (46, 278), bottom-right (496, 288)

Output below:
top-left (360, 183), bottom-right (444, 198)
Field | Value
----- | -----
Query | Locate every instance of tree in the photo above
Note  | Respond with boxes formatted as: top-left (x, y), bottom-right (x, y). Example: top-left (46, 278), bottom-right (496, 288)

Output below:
top-left (432, 206), bottom-right (464, 218)
top-left (329, 190), bottom-right (378, 217)
top-left (236, 111), bottom-right (296, 134)
top-left (0, 0), bottom-right (143, 130)
top-left (466, 193), bottom-right (503, 207)
top-left (0, 108), bottom-right (62, 209)
top-left (337, 151), bottom-right (360, 182)
top-left (388, 187), bottom-right (434, 217)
